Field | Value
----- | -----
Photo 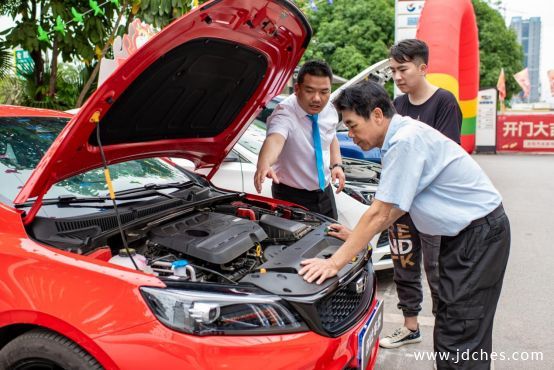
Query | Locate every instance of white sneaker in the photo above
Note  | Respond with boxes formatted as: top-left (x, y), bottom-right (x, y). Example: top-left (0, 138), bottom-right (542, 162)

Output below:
top-left (379, 326), bottom-right (422, 348)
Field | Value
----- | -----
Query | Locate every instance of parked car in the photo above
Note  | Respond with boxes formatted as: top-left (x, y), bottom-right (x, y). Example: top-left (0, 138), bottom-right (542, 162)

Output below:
top-left (177, 120), bottom-right (392, 271)
top-left (332, 58), bottom-right (392, 163)
top-left (0, 2), bottom-right (382, 370)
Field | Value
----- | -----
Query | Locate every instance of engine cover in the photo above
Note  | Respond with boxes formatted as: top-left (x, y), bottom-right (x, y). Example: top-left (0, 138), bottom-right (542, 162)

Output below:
top-left (148, 212), bottom-right (267, 264)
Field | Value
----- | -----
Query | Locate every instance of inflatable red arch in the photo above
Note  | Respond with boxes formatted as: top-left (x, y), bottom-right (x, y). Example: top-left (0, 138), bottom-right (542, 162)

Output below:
top-left (416, 0), bottom-right (479, 153)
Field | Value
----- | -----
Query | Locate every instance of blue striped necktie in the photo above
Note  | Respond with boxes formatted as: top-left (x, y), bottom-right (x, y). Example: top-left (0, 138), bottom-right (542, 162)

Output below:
top-left (308, 114), bottom-right (325, 191)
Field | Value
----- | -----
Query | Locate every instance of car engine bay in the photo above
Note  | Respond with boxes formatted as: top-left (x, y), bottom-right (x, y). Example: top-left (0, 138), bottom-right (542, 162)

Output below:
top-left (28, 183), bottom-right (368, 295)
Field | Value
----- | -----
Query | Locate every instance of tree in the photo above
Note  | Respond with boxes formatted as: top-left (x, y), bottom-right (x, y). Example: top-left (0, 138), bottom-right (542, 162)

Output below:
top-left (0, 0), bottom-right (122, 103)
top-left (0, 43), bottom-right (11, 79)
top-left (296, 0), bottom-right (395, 79)
top-left (136, 0), bottom-right (209, 29)
top-left (472, 0), bottom-right (523, 100)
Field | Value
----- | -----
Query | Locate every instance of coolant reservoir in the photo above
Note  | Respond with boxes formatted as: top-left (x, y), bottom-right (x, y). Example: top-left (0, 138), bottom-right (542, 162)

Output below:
top-left (109, 249), bottom-right (148, 271)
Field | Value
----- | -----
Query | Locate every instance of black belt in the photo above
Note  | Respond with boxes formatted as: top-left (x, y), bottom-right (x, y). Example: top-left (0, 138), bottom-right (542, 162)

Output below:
top-left (273, 182), bottom-right (329, 194)
top-left (466, 204), bottom-right (505, 229)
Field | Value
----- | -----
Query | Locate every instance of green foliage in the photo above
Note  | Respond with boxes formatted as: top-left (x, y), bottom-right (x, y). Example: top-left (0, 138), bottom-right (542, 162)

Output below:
top-left (0, 44), bottom-right (11, 79)
top-left (2, 1), bottom-right (120, 64)
top-left (297, 0), bottom-right (395, 79)
top-left (0, 63), bottom-right (88, 109)
top-left (54, 63), bottom-right (88, 108)
top-left (0, 75), bottom-right (25, 105)
top-left (0, 0), bottom-right (123, 102)
top-left (136, 0), bottom-right (209, 28)
top-left (472, 0), bottom-right (523, 99)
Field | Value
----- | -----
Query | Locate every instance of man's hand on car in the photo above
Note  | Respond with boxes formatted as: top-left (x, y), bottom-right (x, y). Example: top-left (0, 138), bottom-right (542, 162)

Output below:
top-left (299, 257), bottom-right (340, 284)
top-left (326, 223), bottom-right (352, 241)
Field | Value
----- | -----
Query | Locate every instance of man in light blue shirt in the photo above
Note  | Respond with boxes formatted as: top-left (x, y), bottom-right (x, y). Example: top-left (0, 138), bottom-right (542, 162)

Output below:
top-left (299, 81), bottom-right (510, 370)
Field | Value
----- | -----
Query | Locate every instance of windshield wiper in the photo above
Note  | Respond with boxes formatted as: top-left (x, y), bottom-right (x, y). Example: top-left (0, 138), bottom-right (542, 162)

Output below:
top-left (113, 181), bottom-right (194, 196)
top-left (15, 182), bottom-right (195, 208)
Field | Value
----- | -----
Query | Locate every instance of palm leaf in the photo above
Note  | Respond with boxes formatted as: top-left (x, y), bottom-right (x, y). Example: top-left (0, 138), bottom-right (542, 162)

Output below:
top-left (0, 47), bottom-right (12, 79)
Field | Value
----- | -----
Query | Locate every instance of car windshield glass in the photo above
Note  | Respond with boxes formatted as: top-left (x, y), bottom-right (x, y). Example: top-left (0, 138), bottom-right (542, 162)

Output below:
top-left (238, 119), bottom-right (267, 155)
top-left (45, 158), bottom-right (191, 199)
top-left (0, 116), bottom-right (67, 201)
top-left (0, 116), bottom-right (191, 202)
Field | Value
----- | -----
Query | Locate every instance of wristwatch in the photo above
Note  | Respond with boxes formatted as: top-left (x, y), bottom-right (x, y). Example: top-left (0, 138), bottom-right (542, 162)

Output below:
top-left (329, 163), bottom-right (345, 171)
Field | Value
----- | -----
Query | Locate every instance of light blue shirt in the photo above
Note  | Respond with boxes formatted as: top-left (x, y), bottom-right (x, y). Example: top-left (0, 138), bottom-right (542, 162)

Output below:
top-left (375, 115), bottom-right (502, 236)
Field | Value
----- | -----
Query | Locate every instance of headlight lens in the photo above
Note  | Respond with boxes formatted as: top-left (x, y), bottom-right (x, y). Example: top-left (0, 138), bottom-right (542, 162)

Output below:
top-left (140, 287), bottom-right (307, 335)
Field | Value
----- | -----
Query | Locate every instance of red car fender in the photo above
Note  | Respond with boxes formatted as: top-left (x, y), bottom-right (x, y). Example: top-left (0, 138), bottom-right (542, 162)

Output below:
top-left (0, 206), bottom-right (164, 369)
top-left (0, 310), bottom-right (119, 370)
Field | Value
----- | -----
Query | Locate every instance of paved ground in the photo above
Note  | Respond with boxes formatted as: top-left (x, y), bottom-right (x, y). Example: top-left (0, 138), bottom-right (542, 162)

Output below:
top-left (374, 154), bottom-right (554, 370)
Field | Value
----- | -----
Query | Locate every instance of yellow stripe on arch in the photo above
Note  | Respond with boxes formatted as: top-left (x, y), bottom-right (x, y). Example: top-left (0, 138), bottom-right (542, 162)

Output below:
top-left (426, 73), bottom-right (459, 102)
top-left (459, 98), bottom-right (477, 118)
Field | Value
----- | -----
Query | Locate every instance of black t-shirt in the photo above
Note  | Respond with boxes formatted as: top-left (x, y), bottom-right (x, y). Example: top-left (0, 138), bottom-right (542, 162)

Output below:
top-left (393, 88), bottom-right (462, 144)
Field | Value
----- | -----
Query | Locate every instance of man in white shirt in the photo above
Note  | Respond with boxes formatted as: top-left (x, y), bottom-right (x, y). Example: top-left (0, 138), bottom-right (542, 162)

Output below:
top-left (254, 60), bottom-right (345, 219)
top-left (299, 81), bottom-right (510, 370)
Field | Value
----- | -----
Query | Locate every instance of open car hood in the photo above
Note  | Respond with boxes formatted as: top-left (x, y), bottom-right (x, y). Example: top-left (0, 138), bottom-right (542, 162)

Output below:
top-left (15, 0), bottom-right (311, 220)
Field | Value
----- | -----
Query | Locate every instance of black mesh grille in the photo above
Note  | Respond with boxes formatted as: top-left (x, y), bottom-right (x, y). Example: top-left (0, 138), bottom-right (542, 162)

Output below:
top-left (317, 286), bottom-right (364, 333)
top-left (315, 270), bottom-right (372, 334)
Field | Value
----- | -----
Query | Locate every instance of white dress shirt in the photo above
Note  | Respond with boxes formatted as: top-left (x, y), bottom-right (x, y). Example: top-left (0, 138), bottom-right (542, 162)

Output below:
top-left (266, 94), bottom-right (339, 191)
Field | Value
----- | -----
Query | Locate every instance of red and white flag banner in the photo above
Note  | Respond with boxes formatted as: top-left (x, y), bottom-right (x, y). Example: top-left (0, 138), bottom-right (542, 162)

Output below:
top-left (513, 68), bottom-right (530, 98)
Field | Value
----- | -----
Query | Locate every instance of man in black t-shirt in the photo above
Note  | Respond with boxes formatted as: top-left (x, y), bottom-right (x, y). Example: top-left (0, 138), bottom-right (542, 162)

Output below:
top-left (380, 39), bottom-right (462, 349)
top-left (394, 89), bottom-right (462, 143)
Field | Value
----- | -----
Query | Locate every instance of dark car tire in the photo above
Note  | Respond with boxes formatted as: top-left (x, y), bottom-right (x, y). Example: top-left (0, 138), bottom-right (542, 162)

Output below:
top-left (0, 328), bottom-right (103, 370)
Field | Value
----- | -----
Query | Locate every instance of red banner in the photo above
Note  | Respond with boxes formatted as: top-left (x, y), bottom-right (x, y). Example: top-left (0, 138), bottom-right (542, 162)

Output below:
top-left (497, 114), bottom-right (554, 153)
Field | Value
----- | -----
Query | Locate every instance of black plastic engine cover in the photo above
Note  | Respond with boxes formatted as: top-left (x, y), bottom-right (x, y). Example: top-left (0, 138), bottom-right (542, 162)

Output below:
top-left (148, 212), bottom-right (267, 264)
top-left (240, 223), bottom-right (365, 296)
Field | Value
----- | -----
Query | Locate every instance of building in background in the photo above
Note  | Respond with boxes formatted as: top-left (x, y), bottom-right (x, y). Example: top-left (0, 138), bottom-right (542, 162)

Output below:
top-left (510, 16), bottom-right (542, 102)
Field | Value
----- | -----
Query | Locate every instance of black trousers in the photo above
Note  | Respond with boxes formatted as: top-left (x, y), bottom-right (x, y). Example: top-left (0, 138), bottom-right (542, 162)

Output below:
top-left (389, 214), bottom-right (441, 317)
top-left (435, 205), bottom-right (510, 370)
top-left (271, 182), bottom-right (338, 220)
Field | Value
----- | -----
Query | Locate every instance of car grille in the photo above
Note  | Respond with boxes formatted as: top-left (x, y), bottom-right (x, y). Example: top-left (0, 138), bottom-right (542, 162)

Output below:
top-left (315, 268), bottom-right (374, 335)
top-left (317, 284), bottom-right (364, 332)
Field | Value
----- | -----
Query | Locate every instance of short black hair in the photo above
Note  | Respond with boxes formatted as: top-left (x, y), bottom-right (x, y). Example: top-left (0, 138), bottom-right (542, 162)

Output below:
top-left (333, 80), bottom-right (396, 119)
top-left (389, 39), bottom-right (429, 65)
top-left (297, 60), bottom-right (333, 84)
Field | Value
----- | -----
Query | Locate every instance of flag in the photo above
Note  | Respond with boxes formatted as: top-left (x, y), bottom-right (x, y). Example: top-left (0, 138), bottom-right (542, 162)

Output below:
top-left (513, 68), bottom-right (530, 98)
top-left (496, 68), bottom-right (506, 101)
top-left (548, 69), bottom-right (554, 97)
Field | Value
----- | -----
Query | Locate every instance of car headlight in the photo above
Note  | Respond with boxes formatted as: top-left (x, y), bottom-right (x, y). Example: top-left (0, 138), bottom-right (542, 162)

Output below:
top-left (140, 287), bottom-right (307, 335)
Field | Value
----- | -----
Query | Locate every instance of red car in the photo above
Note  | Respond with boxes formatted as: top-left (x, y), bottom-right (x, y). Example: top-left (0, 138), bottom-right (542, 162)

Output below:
top-left (0, 1), bottom-right (382, 369)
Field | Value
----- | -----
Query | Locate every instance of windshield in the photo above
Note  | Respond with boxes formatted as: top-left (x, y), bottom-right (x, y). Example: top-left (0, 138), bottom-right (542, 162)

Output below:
top-left (0, 116), bottom-right (191, 202)
top-left (237, 119), bottom-right (267, 155)
top-left (44, 158), bottom-right (191, 199)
